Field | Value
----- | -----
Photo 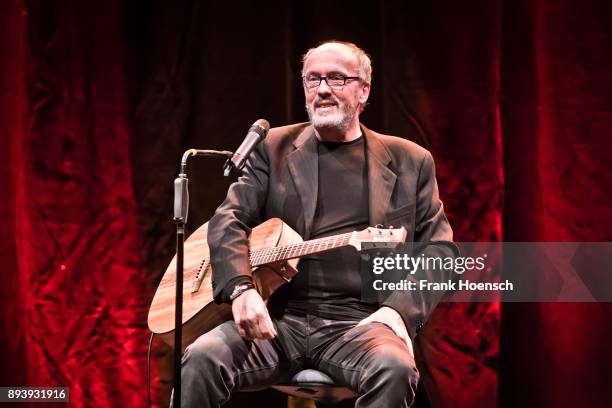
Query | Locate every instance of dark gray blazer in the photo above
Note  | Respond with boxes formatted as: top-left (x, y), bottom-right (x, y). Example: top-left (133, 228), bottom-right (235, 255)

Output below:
top-left (208, 122), bottom-right (456, 339)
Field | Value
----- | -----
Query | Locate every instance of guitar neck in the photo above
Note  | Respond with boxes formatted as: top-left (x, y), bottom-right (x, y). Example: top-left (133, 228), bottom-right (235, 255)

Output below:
top-left (250, 232), bottom-right (354, 266)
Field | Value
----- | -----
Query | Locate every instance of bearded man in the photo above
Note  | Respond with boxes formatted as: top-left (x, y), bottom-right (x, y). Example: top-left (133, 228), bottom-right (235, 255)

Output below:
top-left (177, 41), bottom-right (455, 408)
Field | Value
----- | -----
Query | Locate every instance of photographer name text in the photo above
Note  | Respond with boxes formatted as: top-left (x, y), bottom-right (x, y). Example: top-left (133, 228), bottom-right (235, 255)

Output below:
top-left (372, 279), bottom-right (514, 291)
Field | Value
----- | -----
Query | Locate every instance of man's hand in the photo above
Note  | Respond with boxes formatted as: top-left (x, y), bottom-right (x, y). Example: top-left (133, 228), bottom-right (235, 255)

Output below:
top-left (357, 306), bottom-right (414, 357)
top-left (231, 289), bottom-right (277, 340)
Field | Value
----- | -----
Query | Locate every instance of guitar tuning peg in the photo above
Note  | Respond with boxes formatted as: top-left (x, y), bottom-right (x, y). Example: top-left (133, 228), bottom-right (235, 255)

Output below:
top-left (375, 224), bottom-right (383, 228)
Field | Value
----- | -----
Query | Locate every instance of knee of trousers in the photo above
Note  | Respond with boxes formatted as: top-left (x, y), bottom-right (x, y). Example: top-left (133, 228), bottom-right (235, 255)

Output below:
top-left (368, 350), bottom-right (420, 390)
top-left (182, 335), bottom-right (233, 374)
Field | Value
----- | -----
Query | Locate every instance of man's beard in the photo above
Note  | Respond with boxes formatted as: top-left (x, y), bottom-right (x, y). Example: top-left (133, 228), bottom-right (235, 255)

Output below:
top-left (306, 95), bottom-right (358, 135)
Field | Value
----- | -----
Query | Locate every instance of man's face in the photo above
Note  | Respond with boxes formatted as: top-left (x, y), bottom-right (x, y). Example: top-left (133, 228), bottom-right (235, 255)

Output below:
top-left (303, 45), bottom-right (370, 135)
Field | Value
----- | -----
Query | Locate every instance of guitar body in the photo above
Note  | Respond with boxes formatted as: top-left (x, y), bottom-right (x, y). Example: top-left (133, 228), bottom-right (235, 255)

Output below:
top-left (147, 218), bottom-right (302, 350)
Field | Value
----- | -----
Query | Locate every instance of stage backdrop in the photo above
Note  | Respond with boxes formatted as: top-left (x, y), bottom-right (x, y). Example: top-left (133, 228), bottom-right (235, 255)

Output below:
top-left (1, 0), bottom-right (610, 407)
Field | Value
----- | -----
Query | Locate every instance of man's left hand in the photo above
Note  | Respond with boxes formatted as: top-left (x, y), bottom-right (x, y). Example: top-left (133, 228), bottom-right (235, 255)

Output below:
top-left (357, 306), bottom-right (414, 357)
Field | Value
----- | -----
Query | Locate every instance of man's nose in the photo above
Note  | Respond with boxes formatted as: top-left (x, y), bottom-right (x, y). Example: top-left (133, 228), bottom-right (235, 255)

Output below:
top-left (317, 78), bottom-right (332, 95)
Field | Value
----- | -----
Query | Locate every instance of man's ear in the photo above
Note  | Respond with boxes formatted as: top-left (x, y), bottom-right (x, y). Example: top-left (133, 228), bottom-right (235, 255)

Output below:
top-left (359, 82), bottom-right (371, 104)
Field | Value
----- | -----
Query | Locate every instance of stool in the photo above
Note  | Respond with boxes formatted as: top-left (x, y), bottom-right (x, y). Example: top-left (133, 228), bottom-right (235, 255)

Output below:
top-left (272, 369), bottom-right (358, 404)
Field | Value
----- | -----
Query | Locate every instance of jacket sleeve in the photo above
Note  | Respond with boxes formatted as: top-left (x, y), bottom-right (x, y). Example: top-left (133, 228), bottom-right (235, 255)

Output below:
top-left (382, 151), bottom-right (458, 339)
top-left (207, 142), bottom-right (270, 304)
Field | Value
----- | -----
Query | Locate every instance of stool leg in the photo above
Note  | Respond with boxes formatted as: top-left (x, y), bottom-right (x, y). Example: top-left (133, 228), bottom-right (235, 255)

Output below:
top-left (288, 396), bottom-right (316, 408)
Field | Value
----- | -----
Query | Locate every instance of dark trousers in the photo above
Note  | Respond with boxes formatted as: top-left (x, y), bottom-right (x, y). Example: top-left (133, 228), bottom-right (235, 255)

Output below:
top-left (176, 313), bottom-right (419, 407)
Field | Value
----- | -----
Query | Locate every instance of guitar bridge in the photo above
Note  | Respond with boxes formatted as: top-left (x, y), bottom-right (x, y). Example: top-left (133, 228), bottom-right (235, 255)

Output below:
top-left (190, 258), bottom-right (210, 293)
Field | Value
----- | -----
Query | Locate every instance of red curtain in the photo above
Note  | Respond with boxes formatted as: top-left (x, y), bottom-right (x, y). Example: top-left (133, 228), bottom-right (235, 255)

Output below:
top-left (1, 0), bottom-right (611, 407)
top-left (0, 0), bottom-right (28, 391)
top-left (499, 0), bottom-right (612, 406)
top-left (1, 0), bottom-right (154, 406)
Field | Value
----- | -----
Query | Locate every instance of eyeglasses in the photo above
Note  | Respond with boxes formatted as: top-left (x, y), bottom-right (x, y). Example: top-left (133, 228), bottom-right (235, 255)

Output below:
top-left (302, 73), bottom-right (361, 90)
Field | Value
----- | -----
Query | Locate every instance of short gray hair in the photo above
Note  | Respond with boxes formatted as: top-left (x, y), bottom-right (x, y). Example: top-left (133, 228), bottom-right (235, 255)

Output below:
top-left (302, 40), bottom-right (372, 84)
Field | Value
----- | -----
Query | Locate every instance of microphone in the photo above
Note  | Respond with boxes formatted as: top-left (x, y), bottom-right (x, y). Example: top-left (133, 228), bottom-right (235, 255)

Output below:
top-left (223, 119), bottom-right (270, 177)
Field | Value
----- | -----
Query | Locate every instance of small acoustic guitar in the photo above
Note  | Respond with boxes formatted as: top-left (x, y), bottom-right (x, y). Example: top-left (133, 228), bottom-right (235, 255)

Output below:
top-left (148, 218), bottom-right (406, 350)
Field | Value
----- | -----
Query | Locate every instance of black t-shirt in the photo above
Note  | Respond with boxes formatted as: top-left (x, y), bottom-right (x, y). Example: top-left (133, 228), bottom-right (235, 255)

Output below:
top-left (270, 135), bottom-right (378, 320)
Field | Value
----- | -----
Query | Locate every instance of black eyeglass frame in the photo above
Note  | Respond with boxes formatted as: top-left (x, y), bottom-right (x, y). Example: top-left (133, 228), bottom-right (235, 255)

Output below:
top-left (301, 74), bottom-right (362, 89)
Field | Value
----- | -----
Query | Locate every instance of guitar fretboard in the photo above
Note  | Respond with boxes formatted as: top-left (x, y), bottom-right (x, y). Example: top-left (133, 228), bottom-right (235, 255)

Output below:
top-left (249, 232), bottom-right (354, 266)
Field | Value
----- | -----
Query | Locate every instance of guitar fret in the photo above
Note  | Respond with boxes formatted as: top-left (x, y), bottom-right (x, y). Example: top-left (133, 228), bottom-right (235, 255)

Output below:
top-left (270, 247), bottom-right (278, 262)
top-left (250, 231), bottom-right (363, 266)
top-left (255, 249), bottom-right (265, 266)
top-left (256, 248), bottom-right (265, 265)
top-left (261, 247), bottom-right (272, 265)
top-left (286, 244), bottom-right (293, 258)
top-left (289, 243), bottom-right (296, 259)
top-left (265, 248), bottom-right (272, 263)
top-left (278, 246), bottom-right (285, 261)
top-left (268, 247), bottom-right (276, 263)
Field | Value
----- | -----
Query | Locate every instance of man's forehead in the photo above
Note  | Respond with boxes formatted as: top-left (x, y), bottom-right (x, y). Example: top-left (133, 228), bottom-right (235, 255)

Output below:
top-left (304, 43), bottom-right (359, 70)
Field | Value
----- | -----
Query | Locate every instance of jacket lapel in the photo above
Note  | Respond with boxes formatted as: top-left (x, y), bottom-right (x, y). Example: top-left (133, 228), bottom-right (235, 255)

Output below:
top-left (287, 126), bottom-right (318, 239)
top-left (363, 125), bottom-right (397, 227)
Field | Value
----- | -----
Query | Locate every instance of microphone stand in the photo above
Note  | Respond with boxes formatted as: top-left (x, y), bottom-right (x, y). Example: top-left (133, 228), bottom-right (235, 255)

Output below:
top-left (172, 148), bottom-right (233, 408)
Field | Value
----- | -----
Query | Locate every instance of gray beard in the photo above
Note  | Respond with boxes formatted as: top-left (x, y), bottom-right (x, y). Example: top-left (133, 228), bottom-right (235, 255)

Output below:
top-left (306, 102), bottom-right (355, 135)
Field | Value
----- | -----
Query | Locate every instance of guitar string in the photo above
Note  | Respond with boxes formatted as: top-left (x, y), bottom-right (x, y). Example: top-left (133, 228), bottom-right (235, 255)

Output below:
top-left (251, 233), bottom-right (351, 265)
top-left (249, 231), bottom-right (362, 266)
top-left (260, 228), bottom-right (397, 264)
top-left (195, 230), bottom-right (388, 281)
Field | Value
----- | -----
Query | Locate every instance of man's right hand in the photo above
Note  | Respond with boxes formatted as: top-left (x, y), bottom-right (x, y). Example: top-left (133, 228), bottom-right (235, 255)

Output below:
top-left (231, 289), bottom-right (277, 340)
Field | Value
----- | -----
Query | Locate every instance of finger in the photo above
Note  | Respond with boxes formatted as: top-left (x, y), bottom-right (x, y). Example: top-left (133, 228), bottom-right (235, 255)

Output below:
top-left (253, 315), bottom-right (267, 339)
top-left (236, 322), bottom-right (253, 340)
top-left (239, 313), bottom-right (260, 339)
top-left (259, 317), bottom-right (275, 339)
top-left (235, 322), bottom-right (244, 335)
top-left (268, 314), bottom-right (278, 337)
top-left (251, 304), bottom-right (276, 339)
top-left (258, 314), bottom-right (275, 339)
top-left (264, 316), bottom-right (277, 338)
top-left (246, 317), bottom-right (263, 340)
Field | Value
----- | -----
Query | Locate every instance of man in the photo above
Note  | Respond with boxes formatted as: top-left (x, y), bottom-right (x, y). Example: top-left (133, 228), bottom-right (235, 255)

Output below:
top-left (179, 41), bottom-right (455, 407)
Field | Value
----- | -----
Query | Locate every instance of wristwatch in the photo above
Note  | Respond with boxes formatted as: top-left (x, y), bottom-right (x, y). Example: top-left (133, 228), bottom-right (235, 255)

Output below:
top-left (229, 282), bottom-right (255, 302)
